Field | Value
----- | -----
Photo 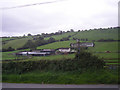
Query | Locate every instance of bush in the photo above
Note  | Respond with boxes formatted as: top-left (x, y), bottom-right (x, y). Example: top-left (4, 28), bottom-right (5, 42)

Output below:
top-left (2, 47), bottom-right (15, 52)
top-left (3, 52), bottom-right (105, 74)
top-left (75, 50), bottom-right (105, 70)
top-left (2, 48), bottom-right (105, 74)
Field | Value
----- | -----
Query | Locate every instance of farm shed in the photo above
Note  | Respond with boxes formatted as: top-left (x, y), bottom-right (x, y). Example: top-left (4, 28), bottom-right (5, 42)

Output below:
top-left (16, 51), bottom-right (51, 56)
top-left (70, 42), bottom-right (95, 48)
top-left (58, 48), bottom-right (71, 53)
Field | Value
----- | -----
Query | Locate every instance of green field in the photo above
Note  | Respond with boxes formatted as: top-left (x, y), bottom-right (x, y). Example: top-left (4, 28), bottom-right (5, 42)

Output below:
top-left (3, 37), bottom-right (33, 49)
top-left (2, 41), bottom-right (119, 63)
top-left (2, 28), bottom-right (119, 50)
top-left (2, 49), bottom-right (29, 60)
top-left (45, 32), bottom-right (76, 40)
top-left (89, 42), bottom-right (119, 52)
top-left (37, 40), bottom-right (76, 49)
top-left (2, 28), bottom-right (120, 66)
top-left (71, 28), bottom-right (119, 41)
top-left (2, 37), bottom-right (16, 41)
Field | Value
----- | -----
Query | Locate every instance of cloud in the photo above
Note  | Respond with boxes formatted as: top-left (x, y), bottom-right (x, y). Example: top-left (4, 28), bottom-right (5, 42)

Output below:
top-left (1, 0), bottom-right (119, 36)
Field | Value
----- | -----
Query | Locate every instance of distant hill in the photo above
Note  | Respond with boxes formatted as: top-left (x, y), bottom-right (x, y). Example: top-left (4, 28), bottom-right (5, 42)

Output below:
top-left (2, 27), bottom-right (119, 50)
top-left (45, 32), bottom-right (76, 40)
top-left (2, 37), bottom-right (33, 50)
top-left (70, 27), bottom-right (119, 41)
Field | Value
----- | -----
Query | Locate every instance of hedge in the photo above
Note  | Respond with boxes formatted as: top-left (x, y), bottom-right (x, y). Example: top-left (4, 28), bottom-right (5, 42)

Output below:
top-left (2, 56), bottom-right (105, 74)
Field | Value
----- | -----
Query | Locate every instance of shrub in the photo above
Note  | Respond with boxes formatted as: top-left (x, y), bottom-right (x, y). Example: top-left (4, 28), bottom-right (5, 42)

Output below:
top-left (75, 50), bottom-right (105, 70)
top-left (2, 48), bottom-right (105, 74)
top-left (2, 47), bottom-right (15, 52)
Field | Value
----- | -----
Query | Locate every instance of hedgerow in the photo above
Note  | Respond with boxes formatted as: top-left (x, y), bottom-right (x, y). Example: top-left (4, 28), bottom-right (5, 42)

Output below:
top-left (2, 51), bottom-right (105, 74)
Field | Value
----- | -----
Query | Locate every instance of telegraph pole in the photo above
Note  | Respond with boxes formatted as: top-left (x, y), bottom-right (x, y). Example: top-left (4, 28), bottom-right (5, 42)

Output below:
top-left (76, 39), bottom-right (80, 54)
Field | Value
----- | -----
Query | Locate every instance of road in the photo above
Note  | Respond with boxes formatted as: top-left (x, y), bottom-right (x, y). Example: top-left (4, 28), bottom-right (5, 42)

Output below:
top-left (1, 83), bottom-right (119, 88)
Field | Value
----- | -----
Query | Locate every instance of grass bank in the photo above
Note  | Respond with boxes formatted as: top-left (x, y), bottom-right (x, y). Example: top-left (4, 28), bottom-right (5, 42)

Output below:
top-left (2, 69), bottom-right (119, 84)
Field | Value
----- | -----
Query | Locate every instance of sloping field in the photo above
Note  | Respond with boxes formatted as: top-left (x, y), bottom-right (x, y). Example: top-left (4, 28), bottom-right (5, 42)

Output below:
top-left (2, 37), bottom-right (16, 41)
top-left (3, 37), bottom-right (33, 49)
top-left (71, 28), bottom-right (119, 41)
top-left (89, 42), bottom-right (119, 52)
top-left (37, 40), bottom-right (76, 49)
top-left (45, 32), bottom-right (76, 40)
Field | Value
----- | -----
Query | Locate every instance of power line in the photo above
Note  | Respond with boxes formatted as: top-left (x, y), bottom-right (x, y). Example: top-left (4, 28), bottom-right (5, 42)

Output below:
top-left (1, 0), bottom-right (66, 10)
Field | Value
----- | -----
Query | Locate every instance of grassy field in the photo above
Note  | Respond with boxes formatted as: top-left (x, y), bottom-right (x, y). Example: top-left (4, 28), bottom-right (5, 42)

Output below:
top-left (71, 28), bottom-right (119, 41)
top-left (2, 69), bottom-right (119, 84)
top-left (2, 41), bottom-right (119, 62)
top-left (2, 37), bottom-right (15, 41)
top-left (93, 53), bottom-right (119, 59)
top-left (3, 37), bottom-right (33, 49)
top-left (89, 42), bottom-right (119, 52)
top-left (2, 28), bottom-right (119, 50)
top-left (37, 40), bottom-right (76, 49)
top-left (45, 32), bottom-right (76, 40)
top-left (2, 49), bottom-right (29, 60)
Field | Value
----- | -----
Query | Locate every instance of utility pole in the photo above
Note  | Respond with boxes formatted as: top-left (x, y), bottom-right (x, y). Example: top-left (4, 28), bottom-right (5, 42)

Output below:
top-left (76, 39), bottom-right (81, 54)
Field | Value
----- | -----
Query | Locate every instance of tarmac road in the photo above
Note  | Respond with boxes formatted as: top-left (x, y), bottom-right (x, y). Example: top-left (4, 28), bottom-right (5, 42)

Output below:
top-left (2, 83), bottom-right (119, 88)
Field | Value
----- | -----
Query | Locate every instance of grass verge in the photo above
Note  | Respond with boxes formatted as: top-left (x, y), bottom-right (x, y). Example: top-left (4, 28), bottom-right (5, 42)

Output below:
top-left (2, 69), bottom-right (119, 84)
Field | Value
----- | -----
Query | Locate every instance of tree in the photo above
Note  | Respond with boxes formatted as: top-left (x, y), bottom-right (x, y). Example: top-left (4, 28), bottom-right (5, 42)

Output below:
top-left (23, 40), bottom-right (36, 50)
top-left (27, 33), bottom-right (32, 36)
top-left (60, 37), bottom-right (69, 41)
top-left (48, 37), bottom-right (56, 43)
top-left (70, 29), bottom-right (74, 32)
top-left (75, 50), bottom-right (105, 70)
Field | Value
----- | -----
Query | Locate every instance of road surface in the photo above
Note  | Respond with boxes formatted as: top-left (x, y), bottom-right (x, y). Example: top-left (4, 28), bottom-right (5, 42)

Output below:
top-left (1, 83), bottom-right (119, 88)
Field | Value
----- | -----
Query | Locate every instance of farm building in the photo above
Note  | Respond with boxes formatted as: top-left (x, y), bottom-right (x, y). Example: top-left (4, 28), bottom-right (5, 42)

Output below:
top-left (58, 48), bottom-right (76, 54)
top-left (70, 42), bottom-right (95, 48)
top-left (16, 51), bottom-right (51, 56)
top-left (58, 48), bottom-right (71, 53)
top-left (32, 49), bottom-right (55, 54)
top-left (16, 49), bottom-right (55, 56)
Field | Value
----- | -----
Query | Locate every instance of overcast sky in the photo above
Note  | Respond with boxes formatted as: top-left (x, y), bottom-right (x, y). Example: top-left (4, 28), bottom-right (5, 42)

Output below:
top-left (1, 0), bottom-right (119, 36)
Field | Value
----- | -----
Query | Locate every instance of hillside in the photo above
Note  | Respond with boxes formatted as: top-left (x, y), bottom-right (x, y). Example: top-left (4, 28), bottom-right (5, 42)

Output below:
top-left (44, 32), bottom-right (76, 40)
top-left (2, 27), bottom-right (119, 50)
top-left (37, 40), bottom-right (76, 49)
top-left (70, 28), bottom-right (119, 41)
top-left (2, 37), bottom-right (33, 49)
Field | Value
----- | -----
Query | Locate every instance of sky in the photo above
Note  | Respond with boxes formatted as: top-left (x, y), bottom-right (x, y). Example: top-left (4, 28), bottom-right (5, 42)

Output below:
top-left (0, 0), bottom-right (119, 36)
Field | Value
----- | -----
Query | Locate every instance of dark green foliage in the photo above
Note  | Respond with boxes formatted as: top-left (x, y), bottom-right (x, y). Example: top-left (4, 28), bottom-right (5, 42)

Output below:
top-left (75, 50), bottom-right (105, 70)
top-left (23, 40), bottom-right (37, 50)
top-left (2, 69), bottom-right (119, 84)
top-left (27, 33), bottom-right (32, 36)
top-left (48, 37), bottom-right (56, 43)
top-left (3, 51), bottom-right (105, 74)
top-left (60, 37), bottom-right (69, 41)
top-left (2, 47), bottom-right (15, 52)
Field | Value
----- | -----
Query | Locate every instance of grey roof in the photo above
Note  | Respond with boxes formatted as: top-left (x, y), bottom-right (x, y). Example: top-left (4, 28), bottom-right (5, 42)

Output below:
top-left (70, 42), bottom-right (94, 47)
top-left (18, 52), bottom-right (50, 55)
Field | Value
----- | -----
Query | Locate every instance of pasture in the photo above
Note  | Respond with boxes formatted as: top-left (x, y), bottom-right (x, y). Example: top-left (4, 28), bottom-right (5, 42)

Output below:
top-left (45, 32), bottom-right (76, 40)
top-left (37, 40), bottom-right (76, 49)
top-left (3, 37), bottom-right (33, 49)
top-left (71, 28), bottom-right (119, 41)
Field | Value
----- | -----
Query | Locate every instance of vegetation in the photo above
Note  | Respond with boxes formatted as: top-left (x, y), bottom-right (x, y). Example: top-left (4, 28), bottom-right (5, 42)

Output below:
top-left (2, 69), bottom-right (119, 84)
top-left (88, 42), bottom-right (119, 52)
top-left (2, 50), bottom-right (104, 74)
top-left (71, 27), bottom-right (119, 41)
top-left (2, 47), bottom-right (15, 52)
top-left (2, 51), bottom-right (119, 84)
top-left (37, 40), bottom-right (76, 49)
top-left (45, 32), bottom-right (76, 40)
top-left (3, 37), bottom-right (33, 50)
top-left (2, 27), bottom-right (120, 84)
